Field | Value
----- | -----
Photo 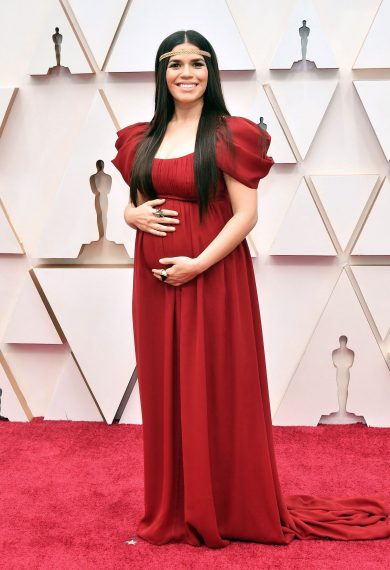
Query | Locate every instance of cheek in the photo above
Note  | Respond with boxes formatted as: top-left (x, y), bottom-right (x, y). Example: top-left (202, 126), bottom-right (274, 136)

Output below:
top-left (200, 69), bottom-right (208, 84)
top-left (165, 74), bottom-right (176, 93)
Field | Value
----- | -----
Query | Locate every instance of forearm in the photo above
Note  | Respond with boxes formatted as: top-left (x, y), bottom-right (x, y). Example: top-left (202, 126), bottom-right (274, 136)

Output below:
top-left (125, 202), bottom-right (137, 230)
top-left (195, 212), bottom-right (257, 273)
top-left (125, 190), bottom-right (145, 230)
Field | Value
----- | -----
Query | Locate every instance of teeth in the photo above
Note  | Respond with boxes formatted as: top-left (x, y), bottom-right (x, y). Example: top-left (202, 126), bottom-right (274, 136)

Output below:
top-left (178, 83), bottom-right (197, 89)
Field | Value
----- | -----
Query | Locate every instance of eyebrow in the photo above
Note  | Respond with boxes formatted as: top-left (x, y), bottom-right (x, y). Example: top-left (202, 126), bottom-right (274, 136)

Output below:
top-left (168, 57), bottom-right (205, 63)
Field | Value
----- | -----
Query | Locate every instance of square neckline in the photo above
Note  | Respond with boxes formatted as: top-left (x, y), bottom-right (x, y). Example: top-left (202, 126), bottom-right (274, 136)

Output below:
top-left (153, 152), bottom-right (195, 160)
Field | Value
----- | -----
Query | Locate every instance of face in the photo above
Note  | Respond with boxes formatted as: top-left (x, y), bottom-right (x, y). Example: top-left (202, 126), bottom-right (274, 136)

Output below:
top-left (165, 43), bottom-right (209, 104)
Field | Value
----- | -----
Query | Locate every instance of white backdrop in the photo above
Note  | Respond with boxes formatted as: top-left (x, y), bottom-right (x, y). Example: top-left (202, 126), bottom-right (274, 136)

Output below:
top-left (0, 0), bottom-right (389, 426)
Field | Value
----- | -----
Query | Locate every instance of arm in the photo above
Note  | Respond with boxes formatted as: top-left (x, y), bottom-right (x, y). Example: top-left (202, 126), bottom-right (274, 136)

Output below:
top-left (124, 190), bottom-right (147, 230)
top-left (194, 172), bottom-right (258, 273)
top-left (124, 191), bottom-right (180, 235)
top-left (153, 174), bottom-right (257, 285)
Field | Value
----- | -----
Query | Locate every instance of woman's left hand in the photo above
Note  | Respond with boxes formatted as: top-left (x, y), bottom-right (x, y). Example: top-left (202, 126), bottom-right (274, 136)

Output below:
top-left (152, 256), bottom-right (202, 286)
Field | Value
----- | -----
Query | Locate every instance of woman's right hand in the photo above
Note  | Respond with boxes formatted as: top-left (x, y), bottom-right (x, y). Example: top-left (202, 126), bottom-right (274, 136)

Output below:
top-left (124, 198), bottom-right (180, 236)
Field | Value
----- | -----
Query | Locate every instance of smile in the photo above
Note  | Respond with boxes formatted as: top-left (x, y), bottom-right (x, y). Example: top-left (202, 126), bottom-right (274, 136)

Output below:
top-left (176, 83), bottom-right (198, 89)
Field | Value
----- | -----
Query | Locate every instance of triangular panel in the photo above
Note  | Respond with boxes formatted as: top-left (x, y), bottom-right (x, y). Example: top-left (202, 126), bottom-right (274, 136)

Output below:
top-left (354, 1), bottom-right (390, 69)
top-left (28, 0), bottom-right (93, 75)
top-left (269, 79), bottom-right (338, 159)
top-left (3, 274), bottom-right (62, 344)
top-left (34, 268), bottom-right (136, 424)
top-left (119, 379), bottom-right (142, 425)
top-left (352, 178), bottom-right (390, 255)
top-left (312, 175), bottom-right (378, 251)
top-left (45, 354), bottom-right (103, 421)
top-left (270, 0), bottom-right (338, 69)
top-left (354, 81), bottom-right (390, 160)
top-left (0, 200), bottom-right (24, 254)
top-left (248, 86), bottom-right (296, 164)
top-left (274, 270), bottom-right (390, 427)
top-left (0, 88), bottom-right (18, 135)
top-left (270, 178), bottom-right (336, 255)
top-left (255, 262), bottom-right (342, 415)
top-left (0, 354), bottom-right (30, 422)
top-left (35, 90), bottom-right (135, 259)
top-left (351, 266), bottom-right (390, 341)
top-left (107, 0), bottom-right (254, 72)
top-left (68, 0), bottom-right (127, 70)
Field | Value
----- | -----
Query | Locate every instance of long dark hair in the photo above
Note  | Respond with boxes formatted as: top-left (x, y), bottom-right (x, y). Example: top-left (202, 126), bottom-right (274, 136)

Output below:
top-left (130, 30), bottom-right (234, 223)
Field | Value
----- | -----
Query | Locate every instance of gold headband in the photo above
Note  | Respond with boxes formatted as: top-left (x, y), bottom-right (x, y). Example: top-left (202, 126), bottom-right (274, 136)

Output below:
top-left (159, 48), bottom-right (211, 62)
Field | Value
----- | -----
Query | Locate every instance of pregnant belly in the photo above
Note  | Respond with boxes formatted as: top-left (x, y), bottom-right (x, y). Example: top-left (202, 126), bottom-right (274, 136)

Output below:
top-left (136, 197), bottom-right (233, 270)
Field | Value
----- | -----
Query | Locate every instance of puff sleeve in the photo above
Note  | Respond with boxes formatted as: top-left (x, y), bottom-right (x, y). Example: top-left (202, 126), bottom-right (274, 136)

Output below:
top-left (216, 116), bottom-right (274, 189)
top-left (111, 121), bottom-right (149, 185)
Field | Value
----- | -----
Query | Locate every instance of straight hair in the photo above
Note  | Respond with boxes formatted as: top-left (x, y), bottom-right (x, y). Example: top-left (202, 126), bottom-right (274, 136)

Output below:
top-left (129, 30), bottom-right (265, 222)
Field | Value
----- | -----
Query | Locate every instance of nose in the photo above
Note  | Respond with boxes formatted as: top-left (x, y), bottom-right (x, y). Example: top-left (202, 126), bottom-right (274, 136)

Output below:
top-left (180, 64), bottom-right (193, 78)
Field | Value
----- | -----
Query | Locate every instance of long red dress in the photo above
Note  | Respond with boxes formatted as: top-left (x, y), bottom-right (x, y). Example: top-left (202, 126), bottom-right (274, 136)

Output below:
top-left (112, 116), bottom-right (390, 548)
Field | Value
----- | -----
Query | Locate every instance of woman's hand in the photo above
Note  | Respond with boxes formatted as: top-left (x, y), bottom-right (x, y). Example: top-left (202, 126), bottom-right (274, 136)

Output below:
top-left (152, 256), bottom-right (202, 286)
top-left (124, 198), bottom-right (180, 236)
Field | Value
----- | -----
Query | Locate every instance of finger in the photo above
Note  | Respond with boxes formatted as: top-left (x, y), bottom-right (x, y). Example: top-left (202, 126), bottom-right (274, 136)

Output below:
top-left (159, 258), bottom-right (175, 264)
top-left (154, 216), bottom-right (180, 224)
top-left (160, 210), bottom-right (179, 217)
top-left (152, 269), bottom-right (171, 282)
top-left (152, 223), bottom-right (176, 232)
top-left (148, 198), bottom-right (166, 205)
top-left (146, 228), bottom-right (167, 236)
top-left (153, 273), bottom-right (173, 285)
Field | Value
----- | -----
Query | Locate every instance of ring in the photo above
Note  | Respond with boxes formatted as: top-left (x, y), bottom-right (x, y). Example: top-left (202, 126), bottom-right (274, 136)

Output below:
top-left (160, 269), bottom-right (168, 282)
top-left (153, 208), bottom-right (165, 218)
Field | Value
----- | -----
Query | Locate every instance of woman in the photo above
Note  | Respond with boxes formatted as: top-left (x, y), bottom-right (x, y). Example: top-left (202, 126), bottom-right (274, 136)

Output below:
top-left (112, 30), bottom-right (390, 548)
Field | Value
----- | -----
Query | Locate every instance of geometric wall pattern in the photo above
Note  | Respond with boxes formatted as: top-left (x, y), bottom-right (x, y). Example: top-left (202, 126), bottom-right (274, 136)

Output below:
top-left (34, 268), bottom-right (136, 424)
top-left (0, 199), bottom-right (24, 254)
top-left (352, 178), bottom-right (390, 255)
top-left (269, 178), bottom-right (337, 255)
top-left (268, 79), bottom-right (338, 160)
top-left (34, 91), bottom-right (136, 259)
top-left (0, 352), bottom-right (32, 421)
top-left (353, 0), bottom-right (390, 69)
top-left (0, 88), bottom-right (18, 135)
top-left (2, 272), bottom-right (62, 344)
top-left (28, 0), bottom-right (94, 75)
top-left (248, 86), bottom-right (296, 164)
top-left (274, 270), bottom-right (390, 427)
top-left (68, 0), bottom-right (127, 70)
top-left (44, 353), bottom-right (103, 421)
top-left (354, 81), bottom-right (390, 161)
top-left (106, 0), bottom-right (254, 72)
top-left (312, 175), bottom-right (378, 252)
top-left (351, 266), bottom-right (390, 342)
top-left (270, 0), bottom-right (338, 69)
top-left (1, 1), bottom-right (390, 426)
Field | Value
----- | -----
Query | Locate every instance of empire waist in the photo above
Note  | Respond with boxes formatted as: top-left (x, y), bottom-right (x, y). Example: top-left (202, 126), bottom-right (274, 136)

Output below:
top-left (136, 196), bottom-right (234, 270)
top-left (157, 194), bottom-right (228, 202)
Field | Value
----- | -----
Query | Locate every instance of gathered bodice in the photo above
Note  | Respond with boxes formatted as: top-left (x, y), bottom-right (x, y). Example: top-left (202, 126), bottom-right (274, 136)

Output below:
top-left (152, 153), bottom-right (228, 202)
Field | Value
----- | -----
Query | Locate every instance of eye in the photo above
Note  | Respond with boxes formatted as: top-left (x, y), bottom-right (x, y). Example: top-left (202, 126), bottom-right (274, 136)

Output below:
top-left (168, 62), bottom-right (179, 68)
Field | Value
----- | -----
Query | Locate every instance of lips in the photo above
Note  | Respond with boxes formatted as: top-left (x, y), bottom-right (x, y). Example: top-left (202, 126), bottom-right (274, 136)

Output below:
top-left (176, 83), bottom-right (198, 89)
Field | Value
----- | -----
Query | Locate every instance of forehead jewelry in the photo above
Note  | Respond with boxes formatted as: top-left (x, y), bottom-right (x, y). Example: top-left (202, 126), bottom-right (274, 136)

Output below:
top-left (159, 48), bottom-right (211, 62)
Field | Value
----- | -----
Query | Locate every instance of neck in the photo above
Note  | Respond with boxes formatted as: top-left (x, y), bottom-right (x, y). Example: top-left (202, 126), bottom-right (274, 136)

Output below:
top-left (171, 98), bottom-right (204, 123)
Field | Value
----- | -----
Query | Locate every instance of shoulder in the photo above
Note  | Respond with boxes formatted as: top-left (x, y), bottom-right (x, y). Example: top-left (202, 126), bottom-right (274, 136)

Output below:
top-left (112, 121), bottom-right (149, 183)
top-left (215, 115), bottom-right (274, 188)
top-left (218, 115), bottom-right (271, 143)
top-left (115, 121), bottom-right (149, 149)
top-left (117, 121), bottom-right (149, 137)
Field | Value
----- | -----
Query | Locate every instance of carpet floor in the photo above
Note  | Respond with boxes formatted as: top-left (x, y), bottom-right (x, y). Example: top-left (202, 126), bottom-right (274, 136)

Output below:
top-left (1, 419), bottom-right (389, 569)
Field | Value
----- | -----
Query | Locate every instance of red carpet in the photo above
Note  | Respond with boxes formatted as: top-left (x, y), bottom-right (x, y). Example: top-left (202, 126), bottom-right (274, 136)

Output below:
top-left (1, 419), bottom-right (389, 569)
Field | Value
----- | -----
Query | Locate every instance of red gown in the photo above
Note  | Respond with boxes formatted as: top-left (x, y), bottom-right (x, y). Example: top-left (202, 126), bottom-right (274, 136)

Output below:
top-left (112, 116), bottom-right (390, 548)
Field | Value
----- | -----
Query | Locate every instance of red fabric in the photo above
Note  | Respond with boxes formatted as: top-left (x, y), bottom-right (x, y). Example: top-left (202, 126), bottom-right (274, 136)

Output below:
top-left (111, 116), bottom-right (390, 548)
